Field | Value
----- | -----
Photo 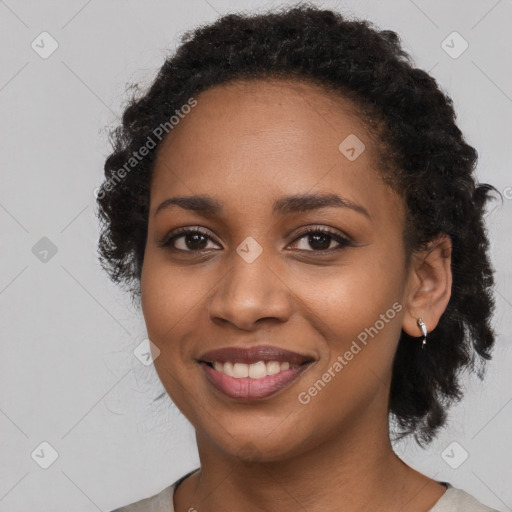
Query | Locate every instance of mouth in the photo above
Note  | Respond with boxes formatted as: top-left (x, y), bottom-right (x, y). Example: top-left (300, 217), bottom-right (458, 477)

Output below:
top-left (200, 359), bottom-right (310, 376)
top-left (197, 345), bottom-right (316, 401)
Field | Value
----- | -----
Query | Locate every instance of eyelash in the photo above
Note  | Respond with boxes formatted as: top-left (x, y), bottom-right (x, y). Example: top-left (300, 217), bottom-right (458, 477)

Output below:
top-left (158, 226), bottom-right (353, 254)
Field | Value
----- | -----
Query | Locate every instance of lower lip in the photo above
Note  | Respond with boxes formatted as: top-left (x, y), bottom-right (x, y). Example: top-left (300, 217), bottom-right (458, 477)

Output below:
top-left (199, 362), bottom-right (312, 401)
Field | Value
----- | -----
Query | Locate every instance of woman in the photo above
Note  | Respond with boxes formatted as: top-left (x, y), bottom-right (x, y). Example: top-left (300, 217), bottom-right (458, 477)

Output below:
top-left (98, 4), bottom-right (501, 511)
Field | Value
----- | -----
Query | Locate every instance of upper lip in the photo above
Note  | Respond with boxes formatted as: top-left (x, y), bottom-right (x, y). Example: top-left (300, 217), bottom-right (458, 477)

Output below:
top-left (198, 345), bottom-right (315, 365)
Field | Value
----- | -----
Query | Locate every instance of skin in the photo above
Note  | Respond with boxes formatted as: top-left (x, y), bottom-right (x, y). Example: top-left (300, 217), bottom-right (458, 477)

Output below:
top-left (140, 78), bottom-right (453, 512)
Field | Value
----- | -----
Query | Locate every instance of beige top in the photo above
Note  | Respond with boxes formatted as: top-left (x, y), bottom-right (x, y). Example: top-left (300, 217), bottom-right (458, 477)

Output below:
top-left (111, 469), bottom-right (500, 512)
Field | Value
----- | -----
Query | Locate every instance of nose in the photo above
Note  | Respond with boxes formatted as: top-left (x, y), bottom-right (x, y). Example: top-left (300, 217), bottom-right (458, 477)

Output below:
top-left (207, 250), bottom-right (293, 331)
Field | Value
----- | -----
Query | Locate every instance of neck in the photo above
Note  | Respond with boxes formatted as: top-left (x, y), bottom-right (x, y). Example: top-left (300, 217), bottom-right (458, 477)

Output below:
top-left (174, 405), bottom-right (446, 512)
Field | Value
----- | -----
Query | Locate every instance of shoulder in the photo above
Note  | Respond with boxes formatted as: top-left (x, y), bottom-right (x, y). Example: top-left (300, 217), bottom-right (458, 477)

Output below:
top-left (109, 483), bottom-right (176, 512)
top-left (110, 475), bottom-right (502, 512)
top-left (429, 484), bottom-right (501, 512)
top-left (109, 468), bottom-right (200, 512)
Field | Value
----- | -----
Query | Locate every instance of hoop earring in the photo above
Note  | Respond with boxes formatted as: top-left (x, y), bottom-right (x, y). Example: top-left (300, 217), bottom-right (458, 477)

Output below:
top-left (417, 318), bottom-right (427, 349)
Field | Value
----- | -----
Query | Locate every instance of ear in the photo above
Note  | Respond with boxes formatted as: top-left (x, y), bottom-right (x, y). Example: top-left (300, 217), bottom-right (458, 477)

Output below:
top-left (402, 234), bottom-right (453, 338)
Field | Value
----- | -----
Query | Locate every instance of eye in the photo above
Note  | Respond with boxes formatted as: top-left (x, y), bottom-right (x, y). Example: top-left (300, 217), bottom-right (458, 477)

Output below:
top-left (158, 227), bottom-right (221, 252)
top-left (289, 226), bottom-right (352, 252)
top-left (158, 226), bottom-right (352, 253)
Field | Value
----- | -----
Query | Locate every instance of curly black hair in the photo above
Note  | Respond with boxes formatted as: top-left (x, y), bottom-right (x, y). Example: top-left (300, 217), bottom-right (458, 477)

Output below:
top-left (95, 3), bottom-right (499, 446)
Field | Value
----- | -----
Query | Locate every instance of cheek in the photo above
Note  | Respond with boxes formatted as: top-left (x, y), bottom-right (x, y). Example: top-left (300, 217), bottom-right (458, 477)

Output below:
top-left (300, 252), bottom-right (404, 335)
top-left (140, 251), bottom-right (225, 370)
top-left (295, 253), bottom-right (406, 408)
top-left (140, 254), bottom-right (197, 348)
top-left (140, 256), bottom-right (205, 410)
top-left (294, 264), bottom-right (404, 420)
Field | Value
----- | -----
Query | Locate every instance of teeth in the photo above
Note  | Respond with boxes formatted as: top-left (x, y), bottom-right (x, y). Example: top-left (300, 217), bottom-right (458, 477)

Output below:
top-left (266, 361), bottom-right (281, 376)
top-left (233, 362), bottom-right (249, 378)
top-left (211, 360), bottom-right (296, 379)
top-left (248, 361), bottom-right (266, 378)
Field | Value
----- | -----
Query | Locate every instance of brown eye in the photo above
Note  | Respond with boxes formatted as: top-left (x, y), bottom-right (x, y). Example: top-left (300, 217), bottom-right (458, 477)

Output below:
top-left (158, 227), bottom-right (220, 252)
top-left (159, 226), bottom-right (352, 254)
top-left (289, 227), bottom-right (352, 252)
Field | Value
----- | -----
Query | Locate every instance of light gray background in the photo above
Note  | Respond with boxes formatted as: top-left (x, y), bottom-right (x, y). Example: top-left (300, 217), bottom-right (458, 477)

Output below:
top-left (1, 1), bottom-right (511, 511)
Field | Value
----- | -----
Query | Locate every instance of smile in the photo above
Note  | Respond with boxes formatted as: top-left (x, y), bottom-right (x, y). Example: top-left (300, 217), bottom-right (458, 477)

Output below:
top-left (210, 360), bottom-right (298, 378)
top-left (199, 360), bottom-right (313, 401)
top-left (197, 344), bottom-right (316, 400)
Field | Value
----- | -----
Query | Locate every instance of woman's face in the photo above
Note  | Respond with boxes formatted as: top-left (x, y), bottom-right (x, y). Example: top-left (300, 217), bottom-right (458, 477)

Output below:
top-left (141, 79), bottom-right (412, 460)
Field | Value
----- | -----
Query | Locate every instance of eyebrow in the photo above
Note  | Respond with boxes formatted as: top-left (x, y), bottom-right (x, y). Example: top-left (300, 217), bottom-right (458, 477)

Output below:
top-left (154, 193), bottom-right (371, 219)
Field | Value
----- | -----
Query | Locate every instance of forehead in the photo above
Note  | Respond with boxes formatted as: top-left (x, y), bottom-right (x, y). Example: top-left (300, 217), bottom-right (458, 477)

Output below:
top-left (150, 78), bottom-right (401, 221)
top-left (157, 78), bottom-right (373, 156)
